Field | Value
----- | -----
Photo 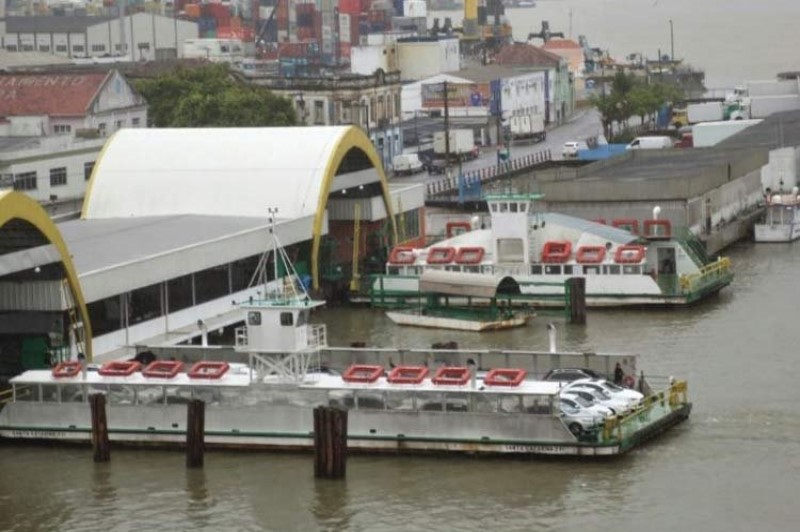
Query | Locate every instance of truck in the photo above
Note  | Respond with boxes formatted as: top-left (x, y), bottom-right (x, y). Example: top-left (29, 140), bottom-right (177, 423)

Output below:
top-left (433, 129), bottom-right (478, 161)
top-left (687, 102), bottom-right (724, 124)
top-left (509, 114), bottom-right (547, 142)
top-left (748, 95), bottom-right (800, 118)
top-left (692, 120), bottom-right (762, 147)
top-left (392, 153), bottom-right (425, 176)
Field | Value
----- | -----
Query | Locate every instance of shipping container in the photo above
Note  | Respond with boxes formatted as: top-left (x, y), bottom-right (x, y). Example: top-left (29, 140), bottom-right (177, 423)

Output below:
top-left (184, 3), bottom-right (201, 19)
top-left (340, 0), bottom-right (362, 14)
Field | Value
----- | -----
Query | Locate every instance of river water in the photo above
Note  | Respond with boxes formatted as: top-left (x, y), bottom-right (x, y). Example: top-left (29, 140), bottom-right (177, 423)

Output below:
top-left (2, 242), bottom-right (800, 530)
top-left (433, 0), bottom-right (800, 90)
top-left (3, 3), bottom-right (800, 531)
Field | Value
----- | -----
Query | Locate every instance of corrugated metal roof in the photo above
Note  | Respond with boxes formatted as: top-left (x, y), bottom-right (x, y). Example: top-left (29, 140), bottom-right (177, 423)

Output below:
top-left (419, 270), bottom-right (521, 298)
top-left (5, 15), bottom-right (116, 34)
top-left (543, 213), bottom-right (640, 244)
top-left (0, 71), bottom-right (110, 117)
top-left (717, 109), bottom-right (800, 150)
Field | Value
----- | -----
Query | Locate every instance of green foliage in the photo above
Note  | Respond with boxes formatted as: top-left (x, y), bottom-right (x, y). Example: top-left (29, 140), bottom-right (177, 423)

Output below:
top-left (589, 71), bottom-right (685, 138)
top-left (134, 64), bottom-right (296, 127)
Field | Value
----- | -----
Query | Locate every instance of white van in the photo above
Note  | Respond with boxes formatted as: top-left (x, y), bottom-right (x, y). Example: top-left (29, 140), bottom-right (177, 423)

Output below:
top-left (626, 136), bottom-right (674, 150)
top-left (392, 153), bottom-right (424, 176)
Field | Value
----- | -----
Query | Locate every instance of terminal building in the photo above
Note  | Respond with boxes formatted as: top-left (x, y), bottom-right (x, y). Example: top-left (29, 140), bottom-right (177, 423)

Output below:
top-left (0, 126), bottom-right (425, 373)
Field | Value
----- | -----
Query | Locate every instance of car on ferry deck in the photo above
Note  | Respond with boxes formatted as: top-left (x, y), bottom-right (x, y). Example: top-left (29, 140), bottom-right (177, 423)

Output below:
top-left (559, 400), bottom-right (606, 436)
top-left (569, 378), bottom-right (643, 408)
top-left (562, 381), bottom-right (631, 413)
top-left (543, 368), bottom-right (600, 382)
top-left (560, 393), bottom-right (614, 417)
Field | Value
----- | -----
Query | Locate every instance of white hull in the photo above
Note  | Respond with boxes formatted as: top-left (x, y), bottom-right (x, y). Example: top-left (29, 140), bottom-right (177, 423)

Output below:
top-left (385, 311), bottom-right (529, 331)
top-left (754, 222), bottom-right (800, 242)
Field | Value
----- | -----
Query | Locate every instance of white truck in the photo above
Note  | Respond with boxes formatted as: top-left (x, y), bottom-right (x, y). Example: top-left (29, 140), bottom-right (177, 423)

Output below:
top-left (692, 120), bottom-right (762, 147)
top-left (510, 114), bottom-right (547, 142)
top-left (392, 153), bottom-right (425, 176)
top-left (749, 95), bottom-right (800, 118)
top-left (688, 102), bottom-right (724, 124)
top-left (433, 129), bottom-right (478, 161)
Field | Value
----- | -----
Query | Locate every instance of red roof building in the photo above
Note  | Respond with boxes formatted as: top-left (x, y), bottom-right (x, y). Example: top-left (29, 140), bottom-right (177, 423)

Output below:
top-left (0, 69), bottom-right (147, 137)
top-left (542, 39), bottom-right (585, 76)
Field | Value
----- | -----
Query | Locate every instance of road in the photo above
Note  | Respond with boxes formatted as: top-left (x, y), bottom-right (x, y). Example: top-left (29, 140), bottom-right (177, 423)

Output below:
top-left (396, 109), bottom-right (604, 185)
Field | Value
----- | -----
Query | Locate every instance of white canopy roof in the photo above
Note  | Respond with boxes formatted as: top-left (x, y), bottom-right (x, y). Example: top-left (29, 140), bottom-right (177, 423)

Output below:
top-left (82, 126), bottom-right (379, 220)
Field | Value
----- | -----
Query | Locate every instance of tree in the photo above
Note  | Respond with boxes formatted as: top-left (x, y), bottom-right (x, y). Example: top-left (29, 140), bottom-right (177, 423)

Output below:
top-left (134, 64), bottom-right (296, 127)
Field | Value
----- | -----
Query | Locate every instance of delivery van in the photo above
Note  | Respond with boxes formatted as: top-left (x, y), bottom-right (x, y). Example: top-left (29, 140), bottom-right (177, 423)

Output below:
top-left (626, 136), bottom-right (674, 150)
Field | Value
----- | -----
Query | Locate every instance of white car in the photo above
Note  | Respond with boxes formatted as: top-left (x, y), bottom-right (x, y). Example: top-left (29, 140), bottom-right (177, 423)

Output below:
top-left (572, 378), bottom-right (644, 408)
top-left (561, 391), bottom-right (614, 417)
top-left (561, 141), bottom-right (587, 158)
top-left (559, 400), bottom-right (605, 436)
top-left (562, 381), bottom-right (631, 413)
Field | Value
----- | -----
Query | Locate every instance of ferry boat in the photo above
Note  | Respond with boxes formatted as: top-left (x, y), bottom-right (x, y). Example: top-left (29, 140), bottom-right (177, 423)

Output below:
top-left (754, 189), bottom-right (800, 242)
top-left (370, 193), bottom-right (733, 308)
top-left (0, 223), bottom-right (692, 458)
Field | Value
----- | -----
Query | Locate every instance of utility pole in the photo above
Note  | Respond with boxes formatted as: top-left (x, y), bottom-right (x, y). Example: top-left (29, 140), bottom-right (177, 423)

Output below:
top-left (669, 19), bottom-right (674, 61)
top-left (443, 81), bottom-right (451, 170)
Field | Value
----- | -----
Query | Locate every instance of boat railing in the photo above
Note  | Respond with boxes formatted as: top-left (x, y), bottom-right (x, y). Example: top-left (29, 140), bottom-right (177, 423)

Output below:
top-left (600, 380), bottom-right (689, 445)
top-left (679, 256), bottom-right (732, 293)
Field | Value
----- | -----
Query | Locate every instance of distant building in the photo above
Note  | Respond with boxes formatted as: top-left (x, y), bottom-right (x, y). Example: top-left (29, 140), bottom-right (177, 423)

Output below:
top-left (542, 39), bottom-right (585, 77)
top-left (243, 69), bottom-right (403, 171)
top-left (495, 42), bottom-right (575, 126)
top-left (0, 69), bottom-right (147, 209)
top-left (396, 37), bottom-right (460, 81)
top-left (2, 14), bottom-right (198, 61)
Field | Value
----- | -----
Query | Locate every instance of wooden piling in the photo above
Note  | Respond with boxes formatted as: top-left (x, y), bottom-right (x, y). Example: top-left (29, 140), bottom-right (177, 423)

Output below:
top-left (89, 393), bottom-right (110, 462)
top-left (566, 277), bottom-right (587, 324)
top-left (313, 406), bottom-right (348, 479)
top-left (186, 399), bottom-right (205, 468)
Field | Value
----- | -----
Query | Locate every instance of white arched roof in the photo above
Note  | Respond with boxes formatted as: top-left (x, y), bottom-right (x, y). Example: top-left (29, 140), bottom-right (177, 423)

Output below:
top-left (83, 126), bottom-right (374, 219)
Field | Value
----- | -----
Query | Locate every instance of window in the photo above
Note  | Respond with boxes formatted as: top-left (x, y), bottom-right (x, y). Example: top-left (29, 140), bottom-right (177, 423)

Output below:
top-left (194, 265), bottom-right (229, 304)
top-left (248, 312), bottom-right (262, 326)
top-left (54, 124), bottom-right (71, 134)
top-left (563, 265), bottom-right (574, 275)
top-left (115, 44), bottom-right (127, 52)
top-left (50, 167), bottom-right (67, 187)
top-left (21, 44), bottom-right (34, 52)
top-left (87, 295), bottom-right (123, 336)
top-left (128, 283), bottom-right (163, 325)
top-left (91, 44), bottom-right (106, 52)
top-left (84, 162), bottom-right (95, 181)
top-left (583, 265), bottom-right (600, 275)
top-left (531, 265), bottom-right (543, 275)
top-left (5, 45), bottom-right (18, 52)
top-left (39, 45), bottom-right (50, 52)
top-left (313, 100), bottom-right (325, 125)
top-left (231, 255), bottom-right (263, 293)
top-left (623, 265), bottom-right (641, 275)
top-left (73, 45), bottom-right (85, 53)
top-left (115, 120), bottom-right (124, 129)
top-left (280, 312), bottom-right (293, 326)
top-left (13, 172), bottom-right (37, 191)
top-left (137, 43), bottom-right (150, 51)
top-left (132, 117), bottom-right (141, 127)
top-left (98, 123), bottom-right (107, 134)
top-left (167, 274), bottom-right (193, 312)
top-left (55, 45), bottom-right (67, 52)
top-left (545, 265), bottom-right (561, 275)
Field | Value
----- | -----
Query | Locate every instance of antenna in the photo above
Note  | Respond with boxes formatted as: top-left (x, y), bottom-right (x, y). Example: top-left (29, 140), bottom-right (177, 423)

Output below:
top-left (268, 207), bottom-right (279, 287)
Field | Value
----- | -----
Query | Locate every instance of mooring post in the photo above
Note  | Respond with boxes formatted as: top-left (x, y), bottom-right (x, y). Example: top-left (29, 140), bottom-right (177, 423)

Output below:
top-left (314, 406), bottom-right (348, 479)
top-left (566, 277), bottom-right (587, 324)
top-left (186, 399), bottom-right (205, 468)
top-left (89, 393), bottom-right (110, 462)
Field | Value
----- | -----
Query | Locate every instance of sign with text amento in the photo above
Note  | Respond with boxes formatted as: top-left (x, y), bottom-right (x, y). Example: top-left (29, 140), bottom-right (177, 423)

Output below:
top-left (421, 81), bottom-right (490, 108)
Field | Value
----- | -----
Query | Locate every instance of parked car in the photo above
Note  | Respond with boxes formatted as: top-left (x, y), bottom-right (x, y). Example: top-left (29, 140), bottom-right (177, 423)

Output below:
top-left (543, 368), bottom-right (601, 382)
top-left (559, 400), bottom-right (605, 436)
top-left (561, 380), bottom-right (632, 413)
top-left (562, 141), bottom-right (588, 158)
top-left (560, 392), bottom-right (614, 416)
top-left (579, 378), bottom-right (644, 406)
top-left (426, 159), bottom-right (448, 175)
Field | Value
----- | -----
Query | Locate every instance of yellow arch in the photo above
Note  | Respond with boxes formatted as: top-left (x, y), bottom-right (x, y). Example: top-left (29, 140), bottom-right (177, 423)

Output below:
top-left (0, 191), bottom-right (93, 361)
top-left (311, 126), bottom-right (398, 290)
top-left (79, 130), bottom-right (117, 219)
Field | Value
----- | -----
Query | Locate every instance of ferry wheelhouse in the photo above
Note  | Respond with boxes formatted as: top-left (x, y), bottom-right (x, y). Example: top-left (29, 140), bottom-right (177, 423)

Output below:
top-left (754, 189), bottom-right (800, 242)
top-left (371, 193), bottom-right (733, 307)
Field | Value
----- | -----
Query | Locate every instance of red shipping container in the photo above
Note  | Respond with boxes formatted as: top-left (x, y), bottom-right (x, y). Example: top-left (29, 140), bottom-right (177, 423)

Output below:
top-left (360, 0), bottom-right (373, 12)
top-left (340, 0), bottom-right (361, 15)
top-left (350, 14), bottom-right (360, 45)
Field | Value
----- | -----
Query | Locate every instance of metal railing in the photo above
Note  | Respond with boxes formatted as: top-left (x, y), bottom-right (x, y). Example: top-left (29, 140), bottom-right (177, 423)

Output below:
top-left (679, 256), bottom-right (732, 293)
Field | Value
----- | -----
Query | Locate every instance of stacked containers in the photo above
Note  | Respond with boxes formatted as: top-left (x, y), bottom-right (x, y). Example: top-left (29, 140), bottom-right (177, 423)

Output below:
top-left (184, 3), bottom-right (201, 19)
top-left (276, 0), bottom-right (289, 42)
top-left (296, 3), bottom-right (316, 41)
top-left (339, 0), bottom-right (362, 15)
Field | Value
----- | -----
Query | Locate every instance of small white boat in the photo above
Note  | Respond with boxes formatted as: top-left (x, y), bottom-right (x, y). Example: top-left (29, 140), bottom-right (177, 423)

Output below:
top-left (754, 190), bottom-right (800, 242)
top-left (386, 309), bottom-right (529, 331)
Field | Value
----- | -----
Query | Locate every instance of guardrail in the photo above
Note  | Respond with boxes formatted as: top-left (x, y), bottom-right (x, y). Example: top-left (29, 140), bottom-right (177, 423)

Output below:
top-left (426, 149), bottom-right (552, 197)
top-left (679, 256), bottom-right (732, 293)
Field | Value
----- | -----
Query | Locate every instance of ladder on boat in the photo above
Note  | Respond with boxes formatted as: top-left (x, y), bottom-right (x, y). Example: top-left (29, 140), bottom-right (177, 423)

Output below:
top-left (61, 278), bottom-right (87, 361)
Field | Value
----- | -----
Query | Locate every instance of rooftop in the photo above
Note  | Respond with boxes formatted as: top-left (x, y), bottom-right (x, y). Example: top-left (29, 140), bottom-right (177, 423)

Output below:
top-left (495, 43), bottom-right (563, 68)
top-left (542, 39), bottom-right (583, 50)
top-left (717, 109), bottom-right (800, 150)
top-left (5, 15), bottom-right (116, 34)
top-left (0, 71), bottom-right (111, 117)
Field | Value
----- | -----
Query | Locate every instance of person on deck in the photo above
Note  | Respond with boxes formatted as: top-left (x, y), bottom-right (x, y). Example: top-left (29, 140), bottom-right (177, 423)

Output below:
top-left (614, 362), bottom-right (624, 386)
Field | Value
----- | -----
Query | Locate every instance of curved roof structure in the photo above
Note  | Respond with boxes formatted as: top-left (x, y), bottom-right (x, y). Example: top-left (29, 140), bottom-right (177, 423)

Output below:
top-left (419, 270), bottom-right (521, 298)
top-left (0, 191), bottom-right (93, 360)
top-left (82, 125), bottom-right (396, 288)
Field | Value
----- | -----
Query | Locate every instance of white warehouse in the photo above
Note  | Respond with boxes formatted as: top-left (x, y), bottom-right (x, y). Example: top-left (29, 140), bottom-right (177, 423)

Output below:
top-left (2, 13), bottom-right (198, 61)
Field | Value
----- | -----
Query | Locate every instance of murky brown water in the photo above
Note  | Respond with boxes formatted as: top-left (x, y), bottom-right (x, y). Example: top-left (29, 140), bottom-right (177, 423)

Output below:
top-left (2, 241), bottom-right (800, 531)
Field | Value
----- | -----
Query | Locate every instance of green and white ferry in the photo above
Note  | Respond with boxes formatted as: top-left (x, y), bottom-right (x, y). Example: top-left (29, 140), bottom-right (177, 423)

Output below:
top-left (371, 193), bottom-right (733, 308)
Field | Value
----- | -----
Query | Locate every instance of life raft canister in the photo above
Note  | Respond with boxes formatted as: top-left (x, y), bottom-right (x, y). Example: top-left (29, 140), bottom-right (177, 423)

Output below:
top-left (52, 361), bottom-right (82, 378)
top-left (142, 360), bottom-right (184, 379)
top-left (484, 368), bottom-right (527, 387)
top-left (98, 360), bottom-right (141, 377)
top-left (386, 365), bottom-right (429, 384)
top-left (431, 366), bottom-right (471, 386)
top-left (187, 361), bottom-right (230, 380)
top-left (342, 364), bottom-right (384, 384)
